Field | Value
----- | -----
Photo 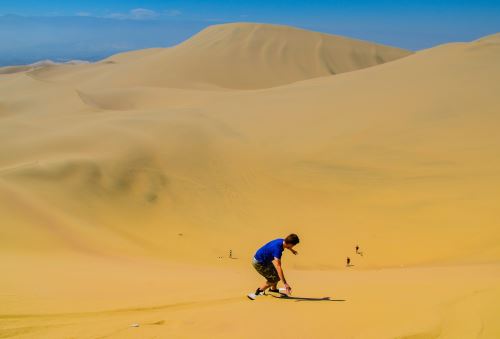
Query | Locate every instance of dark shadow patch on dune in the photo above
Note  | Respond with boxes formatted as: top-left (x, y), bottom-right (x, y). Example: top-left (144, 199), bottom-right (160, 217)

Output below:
top-left (272, 295), bottom-right (345, 302)
top-left (147, 320), bottom-right (166, 325)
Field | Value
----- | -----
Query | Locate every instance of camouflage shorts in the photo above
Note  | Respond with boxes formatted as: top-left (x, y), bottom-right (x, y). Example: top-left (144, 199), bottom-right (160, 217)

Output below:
top-left (252, 257), bottom-right (280, 283)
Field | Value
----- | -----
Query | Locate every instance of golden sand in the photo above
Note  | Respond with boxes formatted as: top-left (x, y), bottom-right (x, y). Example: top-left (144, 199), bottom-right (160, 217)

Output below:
top-left (1, 24), bottom-right (499, 338)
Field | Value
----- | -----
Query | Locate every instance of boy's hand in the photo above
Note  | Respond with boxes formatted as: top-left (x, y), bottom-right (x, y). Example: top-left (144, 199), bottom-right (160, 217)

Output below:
top-left (284, 283), bottom-right (292, 295)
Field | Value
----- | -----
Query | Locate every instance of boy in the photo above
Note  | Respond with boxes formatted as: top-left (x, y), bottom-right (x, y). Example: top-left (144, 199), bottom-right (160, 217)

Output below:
top-left (247, 234), bottom-right (300, 300)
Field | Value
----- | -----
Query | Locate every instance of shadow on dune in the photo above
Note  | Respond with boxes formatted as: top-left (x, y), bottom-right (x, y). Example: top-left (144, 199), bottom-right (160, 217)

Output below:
top-left (272, 295), bottom-right (345, 302)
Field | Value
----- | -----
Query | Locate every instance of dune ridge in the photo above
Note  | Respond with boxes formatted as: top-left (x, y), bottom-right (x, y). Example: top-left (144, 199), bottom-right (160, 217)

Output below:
top-left (24, 23), bottom-right (413, 90)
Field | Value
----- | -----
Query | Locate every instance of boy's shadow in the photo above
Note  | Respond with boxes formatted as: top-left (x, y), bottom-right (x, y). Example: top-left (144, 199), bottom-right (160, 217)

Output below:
top-left (272, 295), bottom-right (345, 302)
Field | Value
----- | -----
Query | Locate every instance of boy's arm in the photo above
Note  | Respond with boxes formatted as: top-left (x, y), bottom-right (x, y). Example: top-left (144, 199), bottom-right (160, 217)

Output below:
top-left (272, 258), bottom-right (286, 283)
top-left (272, 258), bottom-right (292, 293)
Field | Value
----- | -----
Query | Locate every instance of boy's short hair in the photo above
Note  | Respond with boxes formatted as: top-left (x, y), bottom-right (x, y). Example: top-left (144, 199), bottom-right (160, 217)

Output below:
top-left (284, 233), bottom-right (300, 245)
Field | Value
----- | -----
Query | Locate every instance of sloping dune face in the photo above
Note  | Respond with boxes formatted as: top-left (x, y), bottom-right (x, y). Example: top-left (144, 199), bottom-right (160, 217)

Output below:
top-left (1, 25), bottom-right (500, 338)
top-left (0, 26), bottom-right (498, 268)
top-left (25, 23), bottom-right (413, 90)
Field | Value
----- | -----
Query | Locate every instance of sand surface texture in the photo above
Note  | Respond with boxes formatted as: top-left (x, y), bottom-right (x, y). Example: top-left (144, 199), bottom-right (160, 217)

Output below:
top-left (1, 24), bottom-right (499, 338)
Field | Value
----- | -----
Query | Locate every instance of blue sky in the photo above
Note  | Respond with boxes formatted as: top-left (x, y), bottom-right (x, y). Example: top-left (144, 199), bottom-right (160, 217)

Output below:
top-left (1, 1), bottom-right (499, 66)
top-left (1, 0), bottom-right (499, 18)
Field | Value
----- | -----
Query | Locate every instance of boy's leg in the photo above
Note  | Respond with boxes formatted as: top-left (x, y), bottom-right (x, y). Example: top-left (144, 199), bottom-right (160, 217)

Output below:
top-left (253, 261), bottom-right (280, 294)
top-left (259, 281), bottom-right (272, 292)
top-left (249, 281), bottom-right (270, 300)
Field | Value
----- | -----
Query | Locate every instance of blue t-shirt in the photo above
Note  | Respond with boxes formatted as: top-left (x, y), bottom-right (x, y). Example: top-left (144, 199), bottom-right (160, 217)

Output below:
top-left (254, 238), bottom-right (284, 264)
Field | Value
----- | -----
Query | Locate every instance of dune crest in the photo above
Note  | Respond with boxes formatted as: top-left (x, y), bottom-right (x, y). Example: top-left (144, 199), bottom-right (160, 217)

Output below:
top-left (474, 32), bottom-right (500, 43)
top-left (26, 23), bottom-right (413, 90)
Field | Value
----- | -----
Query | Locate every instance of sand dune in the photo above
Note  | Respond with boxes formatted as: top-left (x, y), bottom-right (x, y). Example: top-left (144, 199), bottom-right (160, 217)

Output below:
top-left (1, 23), bottom-right (499, 338)
top-left (0, 59), bottom-right (89, 75)
top-left (25, 23), bottom-right (412, 90)
top-left (475, 32), bottom-right (500, 43)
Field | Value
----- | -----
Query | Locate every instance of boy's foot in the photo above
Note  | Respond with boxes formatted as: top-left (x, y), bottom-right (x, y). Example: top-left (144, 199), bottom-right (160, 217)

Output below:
top-left (247, 288), bottom-right (263, 300)
top-left (247, 293), bottom-right (257, 300)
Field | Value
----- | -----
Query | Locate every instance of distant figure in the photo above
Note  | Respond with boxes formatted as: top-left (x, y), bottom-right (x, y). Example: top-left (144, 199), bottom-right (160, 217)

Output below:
top-left (229, 249), bottom-right (233, 258)
top-left (355, 245), bottom-right (359, 253)
top-left (247, 234), bottom-right (300, 300)
top-left (346, 257), bottom-right (351, 267)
